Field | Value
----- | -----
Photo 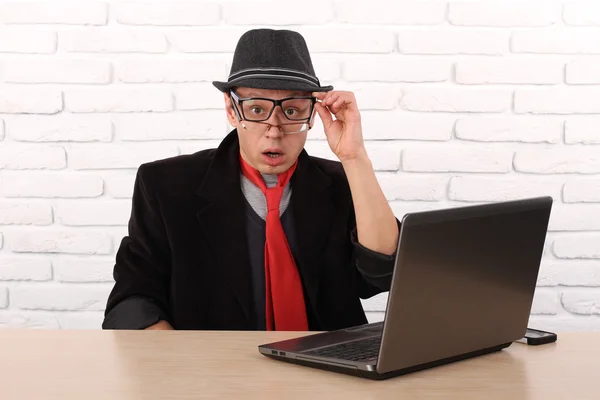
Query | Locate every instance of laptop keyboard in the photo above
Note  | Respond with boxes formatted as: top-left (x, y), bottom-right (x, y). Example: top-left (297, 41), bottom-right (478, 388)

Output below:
top-left (304, 336), bottom-right (381, 362)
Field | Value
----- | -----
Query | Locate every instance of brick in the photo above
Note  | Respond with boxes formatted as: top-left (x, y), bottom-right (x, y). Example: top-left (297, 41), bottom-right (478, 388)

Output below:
top-left (114, 113), bottom-right (227, 141)
top-left (401, 87), bottom-right (511, 113)
top-left (325, 83), bottom-right (401, 111)
top-left (527, 315), bottom-right (600, 332)
top-left (4, 59), bottom-right (111, 84)
top-left (302, 141), bottom-right (336, 162)
top-left (364, 142), bottom-right (401, 171)
top-left (223, 1), bottom-right (333, 25)
top-left (366, 312), bottom-right (385, 323)
top-left (179, 140), bottom-right (225, 155)
top-left (360, 112), bottom-right (454, 141)
top-left (565, 118), bottom-right (600, 144)
top-left (103, 172), bottom-right (136, 198)
top-left (564, 178), bottom-right (600, 202)
top-left (0, 259), bottom-right (52, 281)
top-left (449, 2), bottom-right (559, 27)
top-left (0, 119), bottom-right (4, 141)
top-left (336, 0), bottom-right (445, 25)
top-left (61, 29), bottom-right (167, 53)
top-left (299, 27), bottom-right (395, 53)
top-left (566, 59), bottom-right (600, 84)
top-left (455, 117), bottom-right (562, 143)
top-left (54, 258), bottom-right (114, 283)
top-left (0, 2), bottom-right (107, 25)
top-left (0, 311), bottom-right (60, 329)
top-left (548, 204), bottom-right (600, 231)
top-left (530, 290), bottom-right (559, 315)
top-left (115, 1), bottom-right (219, 25)
top-left (398, 29), bottom-right (509, 55)
top-left (11, 284), bottom-right (112, 311)
top-left (361, 292), bottom-right (388, 312)
top-left (344, 56), bottom-right (451, 82)
top-left (538, 260), bottom-right (600, 286)
top-left (514, 149), bottom-right (600, 174)
top-left (515, 87), bottom-right (600, 114)
top-left (168, 28), bottom-right (247, 53)
top-left (0, 172), bottom-right (103, 198)
top-left (0, 146), bottom-right (65, 170)
top-left (303, 141), bottom-right (400, 171)
top-left (112, 227), bottom-right (129, 247)
top-left (563, 2), bottom-right (600, 26)
top-left (55, 201), bottom-right (131, 226)
top-left (562, 292), bottom-right (600, 315)
top-left (403, 147), bottom-right (513, 173)
top-left (9, 230), bottom-right (112, 255)
top-left (512, 29), bottom-right (600, 54)
top-left (69, 144), bottom-right (179, 170)
top-left (65, 87), bottom-right (173, 113)
top-left (553, 235), bottom-right (600, 258)
top-left (175, 84), bottom-right (226, 110)
top-left (0, 87), bottom-right (62, 114)
top-left (116, 58), bottom-right (226, 83)
top-left (0, 202), bottom-right (53, 225)
top-left (311, 56), bottom-right (341, 82)
top-left (7, 115), bottom-right (112, 142)
top-left (455, 59), bottom-right (563, 84)
top-left (376, 173), bottom-right (447, 201)
top-left (56, 312), bottom-right (105, 329)
top-left (390, 200), bottom-right (450, 220)
top-left (0, 233), bottom-right (3, 249)
top-left (449, 176), bottom-right (562, 202)
top-left (0, 287), bottom-right (8, 308)
top-left (0, 29), bottom-right (56, 54)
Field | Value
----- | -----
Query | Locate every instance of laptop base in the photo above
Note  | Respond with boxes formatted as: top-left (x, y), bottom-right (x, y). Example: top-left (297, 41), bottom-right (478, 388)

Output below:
top-left (262, 342), bottom-right (512, 380)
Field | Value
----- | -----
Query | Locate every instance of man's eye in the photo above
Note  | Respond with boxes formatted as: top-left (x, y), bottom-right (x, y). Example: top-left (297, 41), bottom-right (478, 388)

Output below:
top-left (285, 108), bottom-right (298, 116)
top-left (250, 107), bottom-right (264, 114)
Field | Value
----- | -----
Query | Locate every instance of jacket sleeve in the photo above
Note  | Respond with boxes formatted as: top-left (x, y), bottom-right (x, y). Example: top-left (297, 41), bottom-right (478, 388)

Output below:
top-left (351, 218), bottom-right (401, 298)
top-left (102, 164), bottom-right (172, 329)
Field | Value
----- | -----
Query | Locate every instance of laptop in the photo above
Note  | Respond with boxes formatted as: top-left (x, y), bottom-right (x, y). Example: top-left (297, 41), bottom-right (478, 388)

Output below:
top-left (258, 196), bottom-right (553, 380)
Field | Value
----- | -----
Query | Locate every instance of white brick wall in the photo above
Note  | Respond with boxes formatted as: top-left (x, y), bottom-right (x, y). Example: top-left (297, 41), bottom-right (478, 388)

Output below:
top-left (0, 0), bottom-right (599, 332)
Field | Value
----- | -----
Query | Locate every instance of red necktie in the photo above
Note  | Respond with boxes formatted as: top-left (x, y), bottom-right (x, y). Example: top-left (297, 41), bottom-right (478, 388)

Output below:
top-left (239, 154), bottom-right (309, 331)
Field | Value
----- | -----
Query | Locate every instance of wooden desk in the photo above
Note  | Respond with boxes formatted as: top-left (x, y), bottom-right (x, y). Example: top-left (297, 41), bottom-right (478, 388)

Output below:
top-left (0, 330), bottom-right (596, 399)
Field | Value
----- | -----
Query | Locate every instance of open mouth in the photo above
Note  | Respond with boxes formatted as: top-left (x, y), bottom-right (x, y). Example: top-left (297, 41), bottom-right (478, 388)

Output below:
top-left (263, 151), bottom-right (282, 158)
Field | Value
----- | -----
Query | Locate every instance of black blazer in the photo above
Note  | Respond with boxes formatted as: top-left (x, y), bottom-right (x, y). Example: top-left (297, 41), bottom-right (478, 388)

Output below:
top-left (102, 130), bottom-right (398, 331)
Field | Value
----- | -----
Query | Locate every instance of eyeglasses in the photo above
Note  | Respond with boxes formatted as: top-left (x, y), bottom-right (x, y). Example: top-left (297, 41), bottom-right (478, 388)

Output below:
top-left (230, 90), bottom-right (316, 134)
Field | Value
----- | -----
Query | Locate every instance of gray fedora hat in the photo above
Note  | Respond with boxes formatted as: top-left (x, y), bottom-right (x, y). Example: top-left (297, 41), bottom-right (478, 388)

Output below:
top-left (212, 29), bottom-right (333, 93)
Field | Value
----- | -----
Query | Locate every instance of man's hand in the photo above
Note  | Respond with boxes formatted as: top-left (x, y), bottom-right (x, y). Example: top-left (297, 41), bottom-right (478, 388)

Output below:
top-left (312, 90), bottom-right (367, 163)
top-left (145, 320), bottom-right (174, 330)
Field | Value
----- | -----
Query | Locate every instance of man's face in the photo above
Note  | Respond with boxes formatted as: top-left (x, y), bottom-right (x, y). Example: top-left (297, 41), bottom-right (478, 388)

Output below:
top-left (224, 87), bottom-right (312, 175)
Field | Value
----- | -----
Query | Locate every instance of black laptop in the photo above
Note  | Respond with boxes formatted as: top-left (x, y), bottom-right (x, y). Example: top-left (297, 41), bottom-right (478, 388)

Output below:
top-left (258, 196), bottom-right (553, 380)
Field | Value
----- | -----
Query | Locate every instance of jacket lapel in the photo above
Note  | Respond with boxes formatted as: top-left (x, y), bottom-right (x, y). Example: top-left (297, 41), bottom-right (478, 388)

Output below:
top-left (195, 130), bottom-right (253, 326)
top-left (290, 149), bottom-right (333, 321)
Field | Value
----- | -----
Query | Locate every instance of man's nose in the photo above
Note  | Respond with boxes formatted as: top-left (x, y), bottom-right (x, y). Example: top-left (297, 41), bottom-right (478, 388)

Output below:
top-left (263, 107), bottom-right (286, 138)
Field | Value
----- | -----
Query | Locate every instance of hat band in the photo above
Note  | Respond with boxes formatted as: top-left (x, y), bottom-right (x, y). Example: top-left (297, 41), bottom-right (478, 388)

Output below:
top-left (227, 73), bottom-right (319, 87)
top-left (228, 68), bottom-right (320, 86)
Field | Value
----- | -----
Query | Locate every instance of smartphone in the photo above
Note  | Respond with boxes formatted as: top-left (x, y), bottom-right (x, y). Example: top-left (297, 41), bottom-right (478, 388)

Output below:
top-left (516, 327), bottom-right (557, 345)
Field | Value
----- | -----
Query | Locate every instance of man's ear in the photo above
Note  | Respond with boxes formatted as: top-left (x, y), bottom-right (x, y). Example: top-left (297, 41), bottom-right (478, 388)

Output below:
top-left (224, 93), bottom-right (237, 126)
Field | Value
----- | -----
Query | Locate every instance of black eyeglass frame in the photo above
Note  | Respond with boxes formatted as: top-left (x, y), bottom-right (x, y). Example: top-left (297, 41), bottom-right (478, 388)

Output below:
top-left (229, 90), bottom-right (317, 123)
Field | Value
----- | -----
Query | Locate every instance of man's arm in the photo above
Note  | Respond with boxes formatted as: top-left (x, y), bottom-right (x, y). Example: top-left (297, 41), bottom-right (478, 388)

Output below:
top-left (102, 164), bottom-right (173, 330)
top-left (341, 153), bottom-right (399, 256)
top-left (312, 90), bottom-right (399, 255)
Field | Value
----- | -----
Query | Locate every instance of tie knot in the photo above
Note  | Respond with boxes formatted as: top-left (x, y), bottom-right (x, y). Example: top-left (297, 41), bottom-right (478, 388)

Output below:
top-left (265, 186), bottom-right (284, 212)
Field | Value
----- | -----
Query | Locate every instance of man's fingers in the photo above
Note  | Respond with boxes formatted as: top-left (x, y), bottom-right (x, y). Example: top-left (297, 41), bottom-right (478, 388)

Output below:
top-left (315, 102), bottom-right (334, 128)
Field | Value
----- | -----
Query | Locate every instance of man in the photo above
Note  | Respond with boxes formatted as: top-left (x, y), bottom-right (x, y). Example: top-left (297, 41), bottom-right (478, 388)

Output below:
top-left (102, 29), bottom-right (399, 331)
